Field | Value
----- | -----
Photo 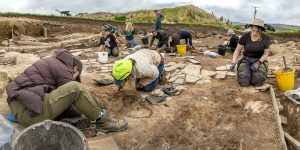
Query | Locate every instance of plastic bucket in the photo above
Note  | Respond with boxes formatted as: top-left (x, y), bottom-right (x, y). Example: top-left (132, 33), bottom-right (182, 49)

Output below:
top-left (176, 45), bottom-right (187, 56)
top-left (12, 120), bottom-right (88, 150)
top-left (98, 52), bottom-right (108, 63)
top-left (274, 69), bottom-right (296, 91)
top-left (141, 37), bottom-right (149, 45)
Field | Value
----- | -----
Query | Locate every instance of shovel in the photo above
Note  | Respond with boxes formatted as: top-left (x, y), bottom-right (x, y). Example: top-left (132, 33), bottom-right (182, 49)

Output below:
top-left (283, 56), bottom-right (292, 72)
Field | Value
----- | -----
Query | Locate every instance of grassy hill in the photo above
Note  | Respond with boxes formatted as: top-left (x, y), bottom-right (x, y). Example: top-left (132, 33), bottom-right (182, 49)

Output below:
top-left (76, 5), bottom-right (222, 25)
top-left (270, 24), bottom-right (300, 31)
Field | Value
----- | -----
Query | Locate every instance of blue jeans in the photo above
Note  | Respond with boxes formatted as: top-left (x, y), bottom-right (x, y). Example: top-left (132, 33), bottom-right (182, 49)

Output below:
top-left (155, 21), bottom-right (162, 30)
top-left (143, 63), bottom-right (164, 92)
top-left (127, 39), bottom-right (139, 47)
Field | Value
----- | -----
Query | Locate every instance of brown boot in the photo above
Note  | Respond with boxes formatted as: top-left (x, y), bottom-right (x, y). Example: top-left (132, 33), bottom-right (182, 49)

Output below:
top-left (96, 109), bottom-right (128, 134)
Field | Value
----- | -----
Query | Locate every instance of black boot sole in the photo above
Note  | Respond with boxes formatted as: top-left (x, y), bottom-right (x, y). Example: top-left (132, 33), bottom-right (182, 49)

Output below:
top-left (96, 122), bottom-right (128, 134)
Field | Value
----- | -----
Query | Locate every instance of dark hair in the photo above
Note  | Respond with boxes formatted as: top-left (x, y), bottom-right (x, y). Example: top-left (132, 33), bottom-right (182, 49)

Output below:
top-left (73, 57), bottom-right (82, 82)
top-left (154, 10), bottom-right (158, 13)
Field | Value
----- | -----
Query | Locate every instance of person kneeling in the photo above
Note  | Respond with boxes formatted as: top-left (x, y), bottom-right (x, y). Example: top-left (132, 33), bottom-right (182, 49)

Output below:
top-left (230, 18), bottom-right (270, 86)
top-left (112, 49), bottom-right (165, 93)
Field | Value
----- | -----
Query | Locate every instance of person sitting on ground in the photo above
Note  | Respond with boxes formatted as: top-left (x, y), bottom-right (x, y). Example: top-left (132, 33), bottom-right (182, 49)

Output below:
top-left (226, 29), bottom-right (239, 52)
top-left (171, 29), bottom-right (195, 50)
top-left (154, 10), bottom-right (164, 30)
top-left (111, 49), bottom-right (165, 93)
top-left (230, 18), bottom-right (270, 87)
top-left (99, 26), bottom-right (120, 57)
top-left (6, 50), bottom-right (128, 133)
top-left (124, 22), bottom-right (141, 52)
top-left (149, 29), bottom-right (169, 51)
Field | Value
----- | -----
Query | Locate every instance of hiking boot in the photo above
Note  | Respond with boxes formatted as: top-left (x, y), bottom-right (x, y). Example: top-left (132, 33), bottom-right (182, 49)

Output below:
top-left (60, 117), bottom-right (90, 130)
top-left (96, 109), bottom-right (128, 134)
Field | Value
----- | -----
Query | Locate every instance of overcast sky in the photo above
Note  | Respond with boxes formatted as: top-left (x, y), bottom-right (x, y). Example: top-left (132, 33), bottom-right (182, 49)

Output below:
top-left (0, 0), bottom-right (299, 26)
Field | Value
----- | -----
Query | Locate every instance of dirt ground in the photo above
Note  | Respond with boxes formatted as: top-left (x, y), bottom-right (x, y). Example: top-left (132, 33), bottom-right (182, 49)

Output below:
top-left (2, 16), bottom-right (300, 149)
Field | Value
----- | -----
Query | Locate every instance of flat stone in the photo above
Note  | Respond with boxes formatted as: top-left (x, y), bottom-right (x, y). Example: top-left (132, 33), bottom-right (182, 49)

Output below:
top-left (166, 72), bottom-right (171, 80)
top-left (280, 115), bottom-right (287, 125)
top-left (165, 65), bottom-right (178, 72)
top-left (168, 76), bottom-right (178, 83)
top-left (200, 75), bottom-right (212, 80)
top-left (186, 56), bottom-right (195, 59)
top-left (177, 74), bottom-right (186, 78)
top-left (165, 62), bottom-right (176, 67)
top-left (216, 65), bottom-right (231, 71)
top-left (177, 63), bottom-right (187, 69)
top-left (255, 84), bottom-right (270, 91)
top-left (226, 72), bottom-right (237, 76)
top-left (189, 59), bottom-right (200, 64)
top-left (182, 64), bottom-right (201, 77)
top-left (196, 79), bottom-right (211, 85)
top-left (244, 101), bottom-right (268, 113)
top-left (185, 75), bottom-right (200, 83)
top-left (0, 49), bottom-right (6, 54)
top-left (175, 85), bottom-right (187, 91)
top-left (173, 78), bottom-right (185, 85)
top-left (215, 71), bottom-right (227, 79)
top-left (201, 70), bottom-right (216, 77)
top-left (71, 51), bottom-right (82, 57)
top-left (170, 69), bottom-right (180, 77)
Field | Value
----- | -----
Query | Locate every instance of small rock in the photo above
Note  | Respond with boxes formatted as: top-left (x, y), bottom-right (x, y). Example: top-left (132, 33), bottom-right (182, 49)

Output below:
top-left (185, 75), bottom-right (200, 83)
top-left (151, 89), bottom-right (164, 97)
top-left (0, 49), bottom-right (6, 54)
top-left (215, 71), bottom-right (227, 79)
top-left (273, 40), bottom-right (279, 44)
top-left (280, 115), bottom-right (287, 125)
top-left (189, 59), bottom-right (200, 64)
top-left (1, 40), bottom-right (9, 46)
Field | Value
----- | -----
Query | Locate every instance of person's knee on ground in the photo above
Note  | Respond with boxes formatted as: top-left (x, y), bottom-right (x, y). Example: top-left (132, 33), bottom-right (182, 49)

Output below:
top-left (112, 47), bottom-right (119, 57)
top-left (251, 71), bottom-right (266, 86)
top-left (105, 47), bottom-right (112, 56)
top-left (237, 63), bottom-right (251, 86)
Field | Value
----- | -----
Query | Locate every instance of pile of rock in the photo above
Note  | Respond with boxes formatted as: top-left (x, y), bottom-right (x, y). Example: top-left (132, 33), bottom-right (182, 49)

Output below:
top-left (0, 49), bottom-right (16, 65)
top-left (164, 62), bottom-right (237, 86)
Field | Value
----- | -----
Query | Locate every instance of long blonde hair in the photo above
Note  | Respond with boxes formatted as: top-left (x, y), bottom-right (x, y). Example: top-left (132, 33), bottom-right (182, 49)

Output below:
top-left (126, 22), bottom-right (134, 32)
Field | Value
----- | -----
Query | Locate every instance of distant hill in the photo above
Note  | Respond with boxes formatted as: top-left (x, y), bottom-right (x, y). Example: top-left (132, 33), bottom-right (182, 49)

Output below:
top-left (232, 22), bottom-right (300, 31)
top-left (76, 5), bottom-right (222, 25)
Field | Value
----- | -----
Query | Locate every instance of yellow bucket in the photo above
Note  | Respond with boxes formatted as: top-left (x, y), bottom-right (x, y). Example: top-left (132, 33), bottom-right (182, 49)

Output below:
top-left (274, 69), bottom-right (295, 91)
top-left (176, 45), bottom-right (187, 56)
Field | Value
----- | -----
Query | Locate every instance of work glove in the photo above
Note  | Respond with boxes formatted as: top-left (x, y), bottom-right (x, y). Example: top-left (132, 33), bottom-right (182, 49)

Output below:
top-left (229, 63), bottom-right (236, 71)
top-left (251, 61), bottom-right (261, 71)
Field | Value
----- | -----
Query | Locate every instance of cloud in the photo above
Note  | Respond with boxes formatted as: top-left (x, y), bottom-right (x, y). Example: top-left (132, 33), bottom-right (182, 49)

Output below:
top-left (202, 0), bottom-right (300, 25)
top-left (0, 0), bottom-right (299, 26)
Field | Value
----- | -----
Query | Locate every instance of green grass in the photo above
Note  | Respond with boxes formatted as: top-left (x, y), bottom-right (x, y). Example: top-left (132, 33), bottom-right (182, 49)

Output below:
top-left (268, 30), bottom-right (300, 36)
top-left (0, 11), bottom-right (238, 31)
